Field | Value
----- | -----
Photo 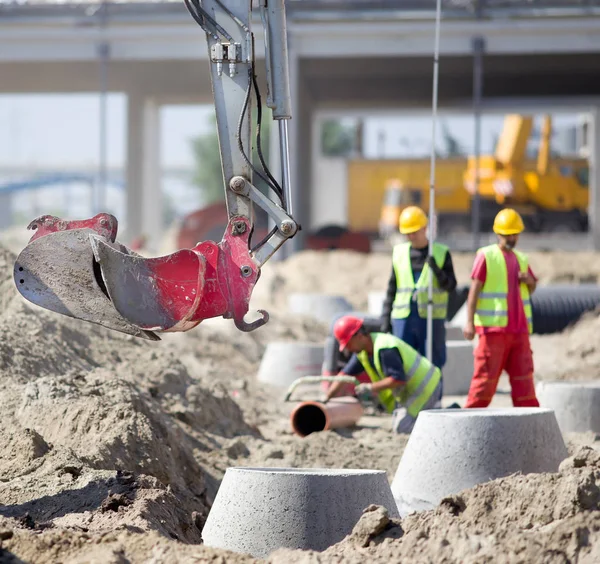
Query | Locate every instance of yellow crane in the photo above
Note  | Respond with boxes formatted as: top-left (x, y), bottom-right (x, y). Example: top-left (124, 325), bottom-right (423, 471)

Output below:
top-left (463, 114), bottom-right (589, 233)
top-left (367, 114), bottom-right (589, 237)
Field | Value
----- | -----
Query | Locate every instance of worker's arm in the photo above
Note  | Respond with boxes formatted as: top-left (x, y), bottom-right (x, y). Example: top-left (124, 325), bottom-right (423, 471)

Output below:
top-left (518, 266), bottom-right (537, 295)
top-left (427, 251), bottom-right (457, 292)
top-left (464, 251), bottom-right (486, 341)
top-left (370, 376), bottom-right (403, 393)
top-left (356, 348), bottom-right (405, 396)
top-left (464, 278), bottom-right (484, 341)
top-left (324, 354), bottom-right (364, 401)
top-left (380, 264), bottom-right (397, 333)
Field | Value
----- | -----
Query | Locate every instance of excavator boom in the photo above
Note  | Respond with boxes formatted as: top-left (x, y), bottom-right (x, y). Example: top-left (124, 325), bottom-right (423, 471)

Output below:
top-left (13, 0), bottom-right (298, 338)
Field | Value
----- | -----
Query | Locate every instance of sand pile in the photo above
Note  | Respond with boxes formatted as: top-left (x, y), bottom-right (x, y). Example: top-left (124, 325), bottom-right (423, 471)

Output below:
top-left (272, 447), bottom-right (600, 563)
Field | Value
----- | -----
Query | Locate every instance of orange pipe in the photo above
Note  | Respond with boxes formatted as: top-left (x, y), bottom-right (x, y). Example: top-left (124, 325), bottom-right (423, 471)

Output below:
top-left (290, 397), bottom-right (364, 437)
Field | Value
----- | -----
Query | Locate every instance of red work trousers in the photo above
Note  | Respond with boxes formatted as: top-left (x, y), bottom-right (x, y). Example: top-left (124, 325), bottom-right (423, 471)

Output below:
top-left (465, 332), bottom-right (539, 408)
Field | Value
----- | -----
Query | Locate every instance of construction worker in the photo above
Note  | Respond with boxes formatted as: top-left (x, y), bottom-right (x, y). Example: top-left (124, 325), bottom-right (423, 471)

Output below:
top-left (381, 206), bottom-right (457, 375)
top-left (463, 208), bottom-right (540, 408)
top-left (325, 315), bottom-right (442, 434)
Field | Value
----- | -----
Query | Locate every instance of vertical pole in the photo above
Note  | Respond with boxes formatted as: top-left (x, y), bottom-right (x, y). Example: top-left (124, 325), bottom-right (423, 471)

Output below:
top-left (98, 41), bottom-right (109, 214)
top-left (96, 1), bottom-right (110, 214)
top-left (472, 36), bottom-right (485, 251)
top-left (590, 107), bottom-right (600, 250)
top-left (426, 0), bottom-right (442, 363)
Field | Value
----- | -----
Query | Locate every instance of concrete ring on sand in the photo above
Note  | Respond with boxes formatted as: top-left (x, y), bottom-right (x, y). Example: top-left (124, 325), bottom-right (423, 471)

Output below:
top-left (537, 380), bottom-right (600, 434)
top-left (391, 408), bottom-right (568, 517)
top-left (202, 467), bottom-right (399, 558)
top-left (287, 293), bottom-right (353, 325)
top-left (256, 341), bottom-right (324, 388)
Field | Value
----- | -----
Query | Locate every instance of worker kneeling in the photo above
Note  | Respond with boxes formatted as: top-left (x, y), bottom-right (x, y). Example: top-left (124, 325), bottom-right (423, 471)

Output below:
top-left (325, 315), bottom-right (442, 434)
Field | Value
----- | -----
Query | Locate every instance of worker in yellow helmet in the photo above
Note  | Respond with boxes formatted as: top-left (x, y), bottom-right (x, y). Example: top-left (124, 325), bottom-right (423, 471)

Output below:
top-left (463, 208), bottom-right (540, 408)
top-left (380, 206), bottom-right (457, 404)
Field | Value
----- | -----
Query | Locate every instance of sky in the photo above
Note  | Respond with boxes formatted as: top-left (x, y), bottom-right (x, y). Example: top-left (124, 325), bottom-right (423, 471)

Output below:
top-left (0, 94), bottom-right (215, 169)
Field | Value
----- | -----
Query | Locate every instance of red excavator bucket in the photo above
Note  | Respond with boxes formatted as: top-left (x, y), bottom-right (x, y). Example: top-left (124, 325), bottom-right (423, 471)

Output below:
top-left (14, 214), bottom-right (268, 338)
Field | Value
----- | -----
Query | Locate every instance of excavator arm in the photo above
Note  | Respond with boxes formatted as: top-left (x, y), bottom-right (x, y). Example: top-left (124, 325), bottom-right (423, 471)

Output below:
top-left (13, 0), bottom-right (298, 339)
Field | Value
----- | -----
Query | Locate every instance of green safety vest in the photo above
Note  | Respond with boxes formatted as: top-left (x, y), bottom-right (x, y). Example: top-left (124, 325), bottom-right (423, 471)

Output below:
top-left (392, 242), bottom-right (449, 320)
top-left (474, 244), bottom-right (533, 334)
top-left (357, 333), bottom-right (441, 417)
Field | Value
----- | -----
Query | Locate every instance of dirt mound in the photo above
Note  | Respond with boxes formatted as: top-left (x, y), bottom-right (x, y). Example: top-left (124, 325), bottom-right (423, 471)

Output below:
top-left (270, 447), bottom-right (600, 563)
top-left (0, 518), bottom-right (256, 564)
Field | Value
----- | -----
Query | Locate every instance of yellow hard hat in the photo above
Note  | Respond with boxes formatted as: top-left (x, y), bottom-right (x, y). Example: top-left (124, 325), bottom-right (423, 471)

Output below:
top-left (493, 208), bottom-right (525, 235)
top-left (399, 206), bottom-right (428, 234)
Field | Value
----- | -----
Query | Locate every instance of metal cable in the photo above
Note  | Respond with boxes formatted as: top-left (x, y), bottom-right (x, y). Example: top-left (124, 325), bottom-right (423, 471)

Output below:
top-left (185, 0), bottom-right (233, 41)
top-left (252, 69), bottom-right (284, 202)
top-left (236, 68), bottom-right (281, 195)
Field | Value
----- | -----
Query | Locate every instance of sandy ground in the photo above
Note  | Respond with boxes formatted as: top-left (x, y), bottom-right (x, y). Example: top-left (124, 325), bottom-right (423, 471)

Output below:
top-left (0, 244), bottom-right (599, 563)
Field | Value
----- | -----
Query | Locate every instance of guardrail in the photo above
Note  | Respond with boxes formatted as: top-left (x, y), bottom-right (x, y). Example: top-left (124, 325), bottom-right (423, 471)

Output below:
top-left (1, 0), bottom-right (599, 23)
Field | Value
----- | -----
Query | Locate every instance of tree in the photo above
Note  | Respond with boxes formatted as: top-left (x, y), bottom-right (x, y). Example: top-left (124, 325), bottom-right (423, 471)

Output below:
top-left (190, 109), bottom-right (273, 206)
top-left (320, 119), bottom-right (356, 157)
top-left (190, 112), bottom-right (224, 206)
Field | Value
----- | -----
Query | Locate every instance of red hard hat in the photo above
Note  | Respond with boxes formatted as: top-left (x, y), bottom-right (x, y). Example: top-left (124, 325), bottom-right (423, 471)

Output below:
top-left (333, 315), bottom-right (364, 351)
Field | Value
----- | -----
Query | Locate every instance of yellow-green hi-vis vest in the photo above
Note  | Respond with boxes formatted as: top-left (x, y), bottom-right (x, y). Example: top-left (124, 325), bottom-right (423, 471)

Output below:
top-left (392, 242), bottom-right (449, 320)
top-left (357, 333), bottom-right (441, 417)
top-left (474, 244), bottom-right (533, 334)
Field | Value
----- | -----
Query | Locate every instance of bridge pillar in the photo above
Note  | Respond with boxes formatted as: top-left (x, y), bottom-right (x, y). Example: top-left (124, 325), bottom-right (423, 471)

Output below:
top-left (591, 107), bottom-right (600, 250)
top-left (0, 192), bottom-right (12, 230)
top-left (287, 48), bottom-right (314, 255)
top-left (125, 92), bottom-right (162, 251)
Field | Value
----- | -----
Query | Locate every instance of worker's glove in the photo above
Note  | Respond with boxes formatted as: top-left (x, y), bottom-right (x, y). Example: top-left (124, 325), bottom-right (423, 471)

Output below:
top-left (355, 383), bottom-right (374, 402)
top-left (426, 256), bottom-right (442, 273)
top-left (427, 256), bottom-right (450, 287)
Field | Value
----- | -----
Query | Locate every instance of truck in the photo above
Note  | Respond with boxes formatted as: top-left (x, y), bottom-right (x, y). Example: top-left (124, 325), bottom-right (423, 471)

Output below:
top-left (369, 114), bottom-right (590, 238)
